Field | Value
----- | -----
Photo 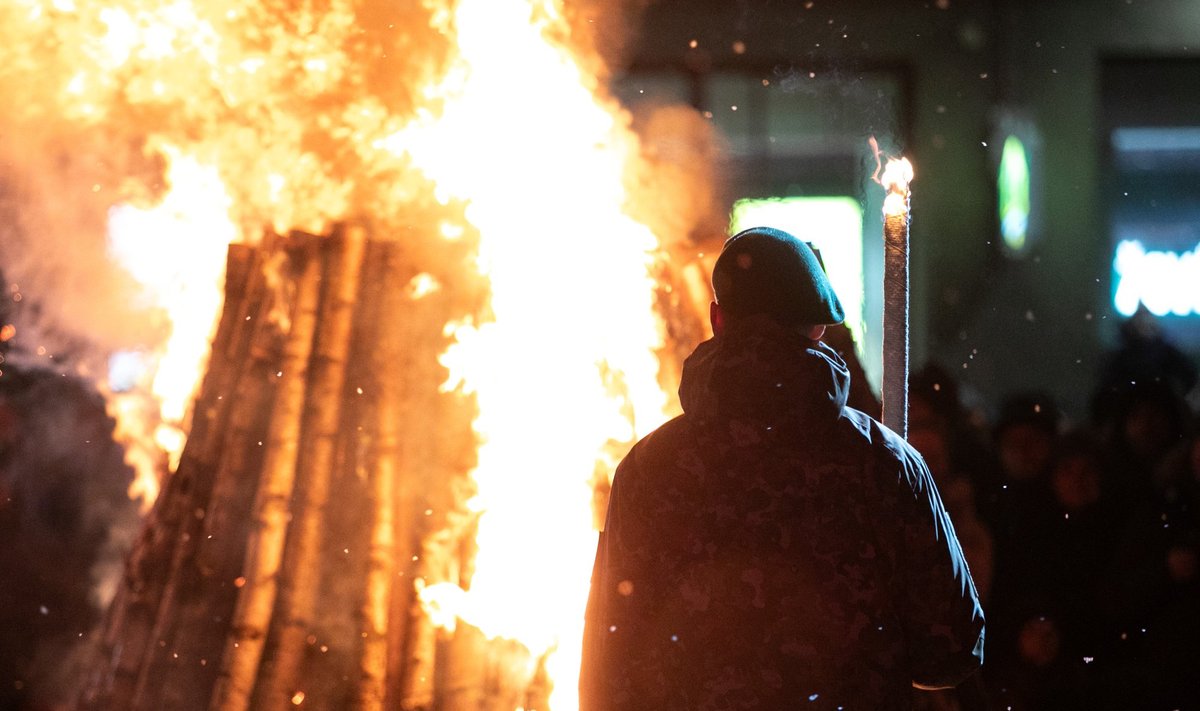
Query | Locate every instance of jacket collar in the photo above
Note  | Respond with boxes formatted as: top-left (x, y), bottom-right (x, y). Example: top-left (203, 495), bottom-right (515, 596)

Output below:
top-left (678, 314), bottom-right (851, 429)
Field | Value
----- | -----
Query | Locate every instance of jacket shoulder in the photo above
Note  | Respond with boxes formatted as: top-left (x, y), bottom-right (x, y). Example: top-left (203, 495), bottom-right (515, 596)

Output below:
top-left (841, 406), bottom-right (926, 472)
top-left (617, 414), bottom-right (691, 472)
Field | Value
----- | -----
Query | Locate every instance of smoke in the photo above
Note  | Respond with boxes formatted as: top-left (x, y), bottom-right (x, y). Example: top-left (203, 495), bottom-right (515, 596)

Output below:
top-left (0, 366), bottom-right (142, 707)
top-left (0, 0), bottom-right (456, 703)
top-left (560, 0), bottom-right (655, 80)
top-left (624, 103), bottom-right (730, 249)
top-left (558, 0), bottom-right (729, 251)
top-left (0, 0), bottom-right (457, 349)
top-left (0, 125), bottom-right (166, 366)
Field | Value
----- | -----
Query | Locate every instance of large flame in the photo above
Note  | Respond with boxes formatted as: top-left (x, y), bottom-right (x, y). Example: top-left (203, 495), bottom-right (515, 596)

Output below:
top-left (401, 2), bottom-right (670, 707)
top-left (105, 148), bottom-right (239, 503)
top-left (2, 0), bottom-right (676, 707)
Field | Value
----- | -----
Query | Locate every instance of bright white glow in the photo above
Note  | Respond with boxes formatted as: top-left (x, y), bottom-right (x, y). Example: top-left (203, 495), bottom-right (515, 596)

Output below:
top-left (106, 149), bottom-right (238, 503)
top-left (108, 350), bottom-right (149, 392)
top-left (729, 197), bottom-right (867, 348)
top-left (107, 151), bottom-right (236, 423)
top-left (880, 158), bottom-right (914, 218)
top-left (1113, 239), bottom-right (1200, 317)
top-left (389, 2), bottom-right (670, 708)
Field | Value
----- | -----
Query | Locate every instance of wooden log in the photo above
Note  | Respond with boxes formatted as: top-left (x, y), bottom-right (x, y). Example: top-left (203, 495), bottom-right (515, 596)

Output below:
top-left (350, 239), bottom-right (432, 711)
top-left (381, 242), bottom-right (431, 711)
top-left (334, 240), bottom-right (388, 711)
top-left (208, 235), bottom-right (323, 711)
top-left (184, 243), bottom-right (261, 453)
top-left (399, 609), bottom-right (438, 710)
top-left (78, 242), bottom-right (261, 711)
top-left (128, 241), bottom-right (286, 710)
top-left (139, 252), bottom-right (291, 709)
top-left (255, 223), bottom-right (368, 710)
top-left (178, 269), bottom-right (287, 691)
top-left (354, 335), bottom-right (398, 710)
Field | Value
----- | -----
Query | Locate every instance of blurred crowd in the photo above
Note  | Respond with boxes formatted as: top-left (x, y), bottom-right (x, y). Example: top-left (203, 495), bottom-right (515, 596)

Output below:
top-left (901, 308), bottom-right (1199, 710)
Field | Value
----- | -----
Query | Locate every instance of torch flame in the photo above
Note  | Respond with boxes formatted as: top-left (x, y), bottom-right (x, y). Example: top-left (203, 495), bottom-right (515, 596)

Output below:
top-left (881, 157), bottom-right (914, 218)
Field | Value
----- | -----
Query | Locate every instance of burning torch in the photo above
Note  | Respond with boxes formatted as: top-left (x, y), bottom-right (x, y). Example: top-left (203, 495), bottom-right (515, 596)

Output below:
top-left (881, 158), bottom-right (913, 439)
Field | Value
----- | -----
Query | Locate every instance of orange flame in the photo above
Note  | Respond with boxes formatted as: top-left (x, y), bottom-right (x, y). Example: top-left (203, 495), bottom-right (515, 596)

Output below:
top-left (403, 2), bottom-right (671, 707)
top-left (3, 0), bottom-right (678, 706)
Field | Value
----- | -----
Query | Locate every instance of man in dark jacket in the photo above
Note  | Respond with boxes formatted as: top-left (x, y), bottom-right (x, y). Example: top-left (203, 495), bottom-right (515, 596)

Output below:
top-left (580, 227), bottom-right (984, 710)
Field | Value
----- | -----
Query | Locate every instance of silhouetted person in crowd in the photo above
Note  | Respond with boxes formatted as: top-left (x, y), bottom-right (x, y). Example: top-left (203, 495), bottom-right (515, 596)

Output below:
top-left (1093, 304), bottom-right (1197, 429)
top-left (979, 394), bottom-right (1065, 703)
top-left (581, 227), bottom-right (984, 711)
top-left (995, 432), bottom-right (1122, 709)
top-left (1045, 433), bottom-right (1126, 622)
top-left (981, 394), bottom-right (1061, 569)
top-left (1098, 430), bottom-right (1200, 708)
top-left (1099, 380), bottom-right (1193, 513)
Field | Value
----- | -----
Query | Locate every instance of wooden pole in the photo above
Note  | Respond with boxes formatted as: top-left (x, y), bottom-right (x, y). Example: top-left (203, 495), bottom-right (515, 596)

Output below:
top-left (79, 243), bottom-right (261, 711)
top-left (383, 242), bottom-right (436, 711)
top-left (208, 235), bottom-right (323, 711)
top-left (157, 313), bottom-right (283, 707)
top-left (129, 244), bottom-right (286, 711)
top-left (255, 223), bottom-right (368, 710)
top-left (881, 158), bottom-right (913, 439)
top-left (346, 241), bottom-right (398, 711)
top-left (355, 370), bottom-right (398, 710)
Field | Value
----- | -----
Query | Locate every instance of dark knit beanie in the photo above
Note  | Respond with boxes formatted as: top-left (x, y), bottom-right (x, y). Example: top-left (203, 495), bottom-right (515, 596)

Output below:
top-left (712, 226), bottom-right (845, 326)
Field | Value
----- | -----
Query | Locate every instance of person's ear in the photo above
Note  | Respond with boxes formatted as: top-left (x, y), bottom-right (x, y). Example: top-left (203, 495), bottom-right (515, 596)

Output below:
top-left (709, 301), bottom-right (726, 336)
top-left (805, 324), bottom-right (826, 341)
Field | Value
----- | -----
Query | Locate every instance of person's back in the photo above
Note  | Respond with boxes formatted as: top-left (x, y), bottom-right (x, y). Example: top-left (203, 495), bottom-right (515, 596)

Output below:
top-left (580, 228), bottom-right (984, 710)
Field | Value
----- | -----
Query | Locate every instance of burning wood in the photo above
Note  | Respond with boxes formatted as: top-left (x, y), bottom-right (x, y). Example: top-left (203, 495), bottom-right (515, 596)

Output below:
top-left (80, 221), bottom-right (708, 710)
top-left (0, 2), bottom-right (722, 708)
top-left (80, 227), bottom-right (487, 710)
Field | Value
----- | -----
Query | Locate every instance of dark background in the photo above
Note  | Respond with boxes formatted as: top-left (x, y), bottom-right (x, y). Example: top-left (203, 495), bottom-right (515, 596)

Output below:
top-left (617, 0), bottom-right (1200, 422)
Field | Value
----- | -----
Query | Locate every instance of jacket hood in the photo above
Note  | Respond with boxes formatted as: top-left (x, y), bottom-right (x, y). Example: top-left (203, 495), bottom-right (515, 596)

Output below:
top-left (679, 314), bottom-right (851, 429)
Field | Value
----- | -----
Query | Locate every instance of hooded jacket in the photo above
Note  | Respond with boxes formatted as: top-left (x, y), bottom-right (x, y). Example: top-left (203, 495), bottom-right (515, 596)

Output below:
top-left (580, 316), bottom-right (984, 710)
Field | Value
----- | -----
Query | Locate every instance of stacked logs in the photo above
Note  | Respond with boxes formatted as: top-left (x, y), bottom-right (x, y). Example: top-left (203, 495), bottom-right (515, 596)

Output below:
top-left (77, 224), bottom-right (534, 711)
top-left (79, 222), bottom-right (712, 711)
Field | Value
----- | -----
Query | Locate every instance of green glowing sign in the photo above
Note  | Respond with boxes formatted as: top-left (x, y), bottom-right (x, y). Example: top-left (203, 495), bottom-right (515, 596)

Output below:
top-left (998, 135), bottom-right (1031, 252)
